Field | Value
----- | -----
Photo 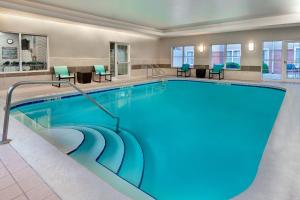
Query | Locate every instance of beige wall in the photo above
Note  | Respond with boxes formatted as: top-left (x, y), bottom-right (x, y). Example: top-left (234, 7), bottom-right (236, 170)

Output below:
top-left (2, 11), bottom-right (300, 89)
top-left (159, 26), bottom-right (300, 67)
top-left (0, 13), bottom-right (160, 67)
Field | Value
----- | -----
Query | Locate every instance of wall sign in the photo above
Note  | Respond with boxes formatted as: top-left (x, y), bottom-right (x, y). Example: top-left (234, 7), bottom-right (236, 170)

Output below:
top-left (2, 47), bottom-right (18, 59)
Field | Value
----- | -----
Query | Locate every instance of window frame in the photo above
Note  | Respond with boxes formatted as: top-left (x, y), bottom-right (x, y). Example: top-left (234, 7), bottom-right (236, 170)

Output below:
top-left (263, 48), bottom-right (270, 67)
top-left (0, 30), bottom-right (49, 74)
top-left (171, 45), bottom-right (195, 68)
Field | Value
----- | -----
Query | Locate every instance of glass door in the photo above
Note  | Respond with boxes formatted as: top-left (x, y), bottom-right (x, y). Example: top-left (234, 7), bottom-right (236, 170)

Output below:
top-left (285, 42), bottom-right (300, 80)
top-left (262, 41), bottom-right (283, 80)
top-left (116, 43), bottom-right (130, 78)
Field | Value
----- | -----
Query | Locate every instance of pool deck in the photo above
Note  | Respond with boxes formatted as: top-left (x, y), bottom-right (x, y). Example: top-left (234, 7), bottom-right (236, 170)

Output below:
top-left (0, 77), bottom-right (299, 200)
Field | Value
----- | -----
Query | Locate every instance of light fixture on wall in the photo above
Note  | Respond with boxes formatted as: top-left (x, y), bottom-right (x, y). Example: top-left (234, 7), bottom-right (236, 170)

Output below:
top-left (198, 44), bottom-right (204, 53)
top-left (248, 42), bottom-right (255, 51)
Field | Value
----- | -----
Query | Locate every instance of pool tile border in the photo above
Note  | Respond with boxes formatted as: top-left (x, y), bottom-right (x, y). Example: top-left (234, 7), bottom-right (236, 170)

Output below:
top-left (10, 79), bottom-right (286, 110)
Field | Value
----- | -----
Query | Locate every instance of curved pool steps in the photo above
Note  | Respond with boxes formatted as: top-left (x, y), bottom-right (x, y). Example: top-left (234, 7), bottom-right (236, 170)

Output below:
top-left (42, 128), bottom-right (84, 154)
top-left (87, 125), bottom-right (125, 173)
top-left (67, 126), bottom-right (106, 162)
top-left (58, 125), bottom-right (145, 189)
top-left (118, 129), bottom-right (144, 188)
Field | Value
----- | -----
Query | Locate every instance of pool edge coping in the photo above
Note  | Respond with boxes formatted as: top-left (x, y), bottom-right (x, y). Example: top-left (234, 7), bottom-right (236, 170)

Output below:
top-left (10, 78), bottom-right (287, 110)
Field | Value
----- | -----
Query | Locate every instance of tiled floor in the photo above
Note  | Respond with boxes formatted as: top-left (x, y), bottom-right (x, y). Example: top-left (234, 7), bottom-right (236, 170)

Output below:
top-left (0, 77), bottom-right (156, 104)
top-left (0, 144), bottom-right (60, 200)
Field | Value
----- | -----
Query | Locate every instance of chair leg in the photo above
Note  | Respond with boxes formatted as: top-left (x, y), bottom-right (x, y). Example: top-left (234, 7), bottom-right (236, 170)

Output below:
top-left (52, 74), bottom-right (54, 86)
top-left (58, 77), bottom-right (61, 88)
top-left (99, 75), bottom-right (101, 83)
top-left (105, 75), bottom-right (112, 81)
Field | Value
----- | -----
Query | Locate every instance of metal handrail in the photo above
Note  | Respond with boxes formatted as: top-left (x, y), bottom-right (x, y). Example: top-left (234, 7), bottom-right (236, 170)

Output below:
top-left (1, 80), bottom-right (120, 144)
top-left (145, 64), bottom-right (165, 78)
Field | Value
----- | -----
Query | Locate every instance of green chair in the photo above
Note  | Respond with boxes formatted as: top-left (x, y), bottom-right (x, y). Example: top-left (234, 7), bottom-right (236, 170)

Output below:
top-left (93, 65), bottom-right (112, 82)
top-left (177, 64), bottom-right (191, 77)
top-left (209, 64), bottom-right (224, 80)
top-left (52, 66), bottom-right (76, 87)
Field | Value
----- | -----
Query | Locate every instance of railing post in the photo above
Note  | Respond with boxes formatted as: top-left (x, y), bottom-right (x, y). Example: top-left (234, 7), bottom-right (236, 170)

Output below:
top-left (1, 86), bottom-right (14, 144)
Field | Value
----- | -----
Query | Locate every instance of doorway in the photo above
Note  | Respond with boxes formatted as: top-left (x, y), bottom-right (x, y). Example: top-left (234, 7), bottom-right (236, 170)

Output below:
top-left (262, 41), bottom-right (283, 80)
top-left (285, 41), bottom-right (300, 80)
top-left (110, 42), bottom-right (131, 79)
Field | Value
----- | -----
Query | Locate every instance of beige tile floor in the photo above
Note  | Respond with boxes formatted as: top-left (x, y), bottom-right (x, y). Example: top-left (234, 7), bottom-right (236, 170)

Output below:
top-left (0, 144), bottom-right (60, 200)
top-left (0, 77), bottom-right (158, 103)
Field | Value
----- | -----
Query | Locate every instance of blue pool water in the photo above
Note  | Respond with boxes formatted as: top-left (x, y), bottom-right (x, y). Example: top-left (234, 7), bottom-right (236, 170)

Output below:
top-left (13, 80), bottom-right (285, 200)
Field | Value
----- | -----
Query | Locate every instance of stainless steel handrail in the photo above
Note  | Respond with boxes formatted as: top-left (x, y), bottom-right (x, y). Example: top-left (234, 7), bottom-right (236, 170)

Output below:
top-left (1, 80), bottom-right (120, 144)
top-left (145, 64), bottom-right (165, 79)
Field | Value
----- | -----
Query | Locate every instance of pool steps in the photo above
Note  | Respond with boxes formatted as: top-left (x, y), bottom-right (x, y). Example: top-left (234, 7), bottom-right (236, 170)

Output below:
top-left (88, 126), bottom-right (125, 173)
top-left (63, 125), bottom-right (145, 189)
top-left (67, 127), bottom-right (106, 161)
top-left (117, 128), bottom-right (144, 187)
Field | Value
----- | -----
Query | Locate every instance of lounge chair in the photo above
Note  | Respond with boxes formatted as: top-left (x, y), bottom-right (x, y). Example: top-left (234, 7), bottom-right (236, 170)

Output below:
top-left (93, 65), bottom-right (112, 82)
top-left (209, 64), bottom-right (224, 80)
top-left (52, 66), bottom-right (76, 87)
top-left (177, 64), bottom-right (191, 77)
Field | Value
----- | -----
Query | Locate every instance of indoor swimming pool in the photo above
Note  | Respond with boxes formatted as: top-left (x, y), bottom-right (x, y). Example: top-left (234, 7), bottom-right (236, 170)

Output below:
top-left (11, 80), bottom-right (285, 200)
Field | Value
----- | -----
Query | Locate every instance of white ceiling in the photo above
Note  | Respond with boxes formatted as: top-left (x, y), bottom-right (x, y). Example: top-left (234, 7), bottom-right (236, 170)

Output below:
top-left (1, 0), bottom-right (300, 36)
top-left (28, 0), bottom-right (300, 29)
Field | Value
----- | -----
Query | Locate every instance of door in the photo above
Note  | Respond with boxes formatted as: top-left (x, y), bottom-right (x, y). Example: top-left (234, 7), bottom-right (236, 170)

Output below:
top-left (285, 41), bottom-right (300, 80)
top-left (262, 41), bottom-right (283, 80)
top-left (116, 43), bottom-right (130, 79)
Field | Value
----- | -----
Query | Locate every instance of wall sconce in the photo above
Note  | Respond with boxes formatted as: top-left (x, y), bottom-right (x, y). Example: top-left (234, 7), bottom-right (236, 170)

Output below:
top-left (248, 42), bottom-right (255, 51)
top-left (198, 44), bottom-right (204, 53)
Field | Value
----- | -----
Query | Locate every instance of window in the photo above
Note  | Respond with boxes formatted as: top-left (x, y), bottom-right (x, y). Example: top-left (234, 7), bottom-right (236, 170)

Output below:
top-left (211, 44), bottom-right (241, 69)
top-left (226, 44), bottom-right (241, 66)
top-left (0, 32), bottom-right (20, 72)
top-left (294, 48), bottom-right (300, 67)
top-left (211, 44), bottom-right (225, 66)
top-left (172, 46), bottom-right (183, 67)
top-left (172, 46), bottom-right (194, 67)
top-left (21, 34), bottom-right (48, 71)
top-left (0, 31), bottom-right (48, 73)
